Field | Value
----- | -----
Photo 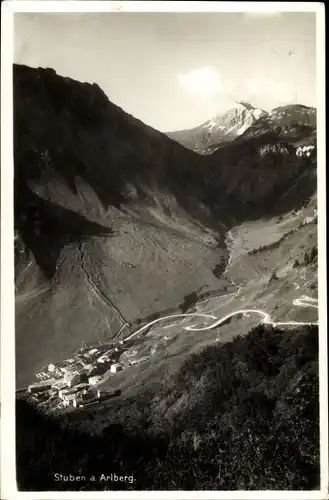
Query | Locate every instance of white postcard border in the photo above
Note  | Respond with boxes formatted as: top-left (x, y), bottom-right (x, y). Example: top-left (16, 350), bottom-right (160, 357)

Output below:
top-left (1, 2), bottom-right (327, 499)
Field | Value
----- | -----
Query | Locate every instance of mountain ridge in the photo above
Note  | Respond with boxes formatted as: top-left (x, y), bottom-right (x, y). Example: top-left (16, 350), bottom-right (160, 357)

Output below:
top-left (166, 100), bottom-right (316, 153)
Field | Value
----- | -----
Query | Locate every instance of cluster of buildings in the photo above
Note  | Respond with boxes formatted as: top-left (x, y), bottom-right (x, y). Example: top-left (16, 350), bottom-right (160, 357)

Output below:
top-left (28, 381), bottom-right (101, 410)
top-left (258, 144), bottom-right (290, 157)
top-left (28, 343), bottom-right (125, 411)
top-left (258, 143), bottom-right (315, 160)
top-left (296, 145), bottom-right (315, 157)
top-left (27, 334), bottom-right (157, 413)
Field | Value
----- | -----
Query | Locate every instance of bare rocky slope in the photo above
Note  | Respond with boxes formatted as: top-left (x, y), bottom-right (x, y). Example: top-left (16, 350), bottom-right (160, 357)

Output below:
top-left (14, 64), bottom-right (317, 387)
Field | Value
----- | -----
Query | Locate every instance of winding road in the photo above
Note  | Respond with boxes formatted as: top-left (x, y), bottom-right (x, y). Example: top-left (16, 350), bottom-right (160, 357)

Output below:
top-left (17, 297), bottom-right (317, 394)
top-left (122, 296), bottom-right (318, 342)
top-left (123, 312), bottom-right (218, 342)
top-left (293, 297), bottom-right (318, 308)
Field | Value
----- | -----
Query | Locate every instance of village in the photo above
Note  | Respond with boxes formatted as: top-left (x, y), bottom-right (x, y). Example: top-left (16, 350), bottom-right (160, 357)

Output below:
top-left (26, 335), bottom-right (152, 413)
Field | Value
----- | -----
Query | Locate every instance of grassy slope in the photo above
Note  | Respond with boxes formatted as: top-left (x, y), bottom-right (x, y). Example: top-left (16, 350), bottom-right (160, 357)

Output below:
top-left (91, 201), bottom-right (318, 397)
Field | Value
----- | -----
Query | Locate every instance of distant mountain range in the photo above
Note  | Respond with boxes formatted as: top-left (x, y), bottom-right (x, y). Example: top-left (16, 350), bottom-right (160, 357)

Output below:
top-left (166, 101), bottom-right (316, 154)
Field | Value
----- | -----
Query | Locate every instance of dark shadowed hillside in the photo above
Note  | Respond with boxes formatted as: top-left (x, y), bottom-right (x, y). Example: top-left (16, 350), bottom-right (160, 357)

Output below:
top-left (201, 130), bottom-right (317, 220)
top-left (14, 65), bottom-right (210, 240)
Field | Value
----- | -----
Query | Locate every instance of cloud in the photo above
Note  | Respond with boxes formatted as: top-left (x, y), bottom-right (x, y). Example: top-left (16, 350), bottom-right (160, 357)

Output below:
top-left (178, 67), bottom-right (222, 99)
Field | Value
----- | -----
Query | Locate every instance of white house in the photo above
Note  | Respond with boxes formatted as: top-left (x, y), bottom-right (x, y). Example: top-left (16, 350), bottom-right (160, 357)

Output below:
top-left (62, 393), bottom-right (77, 407)
top-left (88, 375), bottom-right (102, 386)
top-left (97, 355), bottom-right (111, 364)
top-left (110, 363), bottom-right (123, 374)
top-left (63, 393), bottom-right (77, 404)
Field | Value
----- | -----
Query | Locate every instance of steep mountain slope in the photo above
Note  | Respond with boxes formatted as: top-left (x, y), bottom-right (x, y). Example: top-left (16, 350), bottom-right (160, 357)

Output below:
top-left (14, 64), bottom-right (227, 387)
top-left (166, 101), bottom-right (266, 152)
top-left (14, 64), bottom-right (317, 388)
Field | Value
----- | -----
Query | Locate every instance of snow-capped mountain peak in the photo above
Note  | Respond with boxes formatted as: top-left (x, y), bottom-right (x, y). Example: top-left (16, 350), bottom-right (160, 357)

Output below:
top-left (253, 108), bottom-right (265, 120)
top-left (166, 101), bottom-right (267, 153)
top-left (200, 101), bottom-right (267, 142)
top-left (231, 100), bottom-right (256, 111)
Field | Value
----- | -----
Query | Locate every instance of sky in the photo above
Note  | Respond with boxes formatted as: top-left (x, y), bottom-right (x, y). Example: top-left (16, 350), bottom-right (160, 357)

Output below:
top-left (14, 12), bottom-right (316, 132)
